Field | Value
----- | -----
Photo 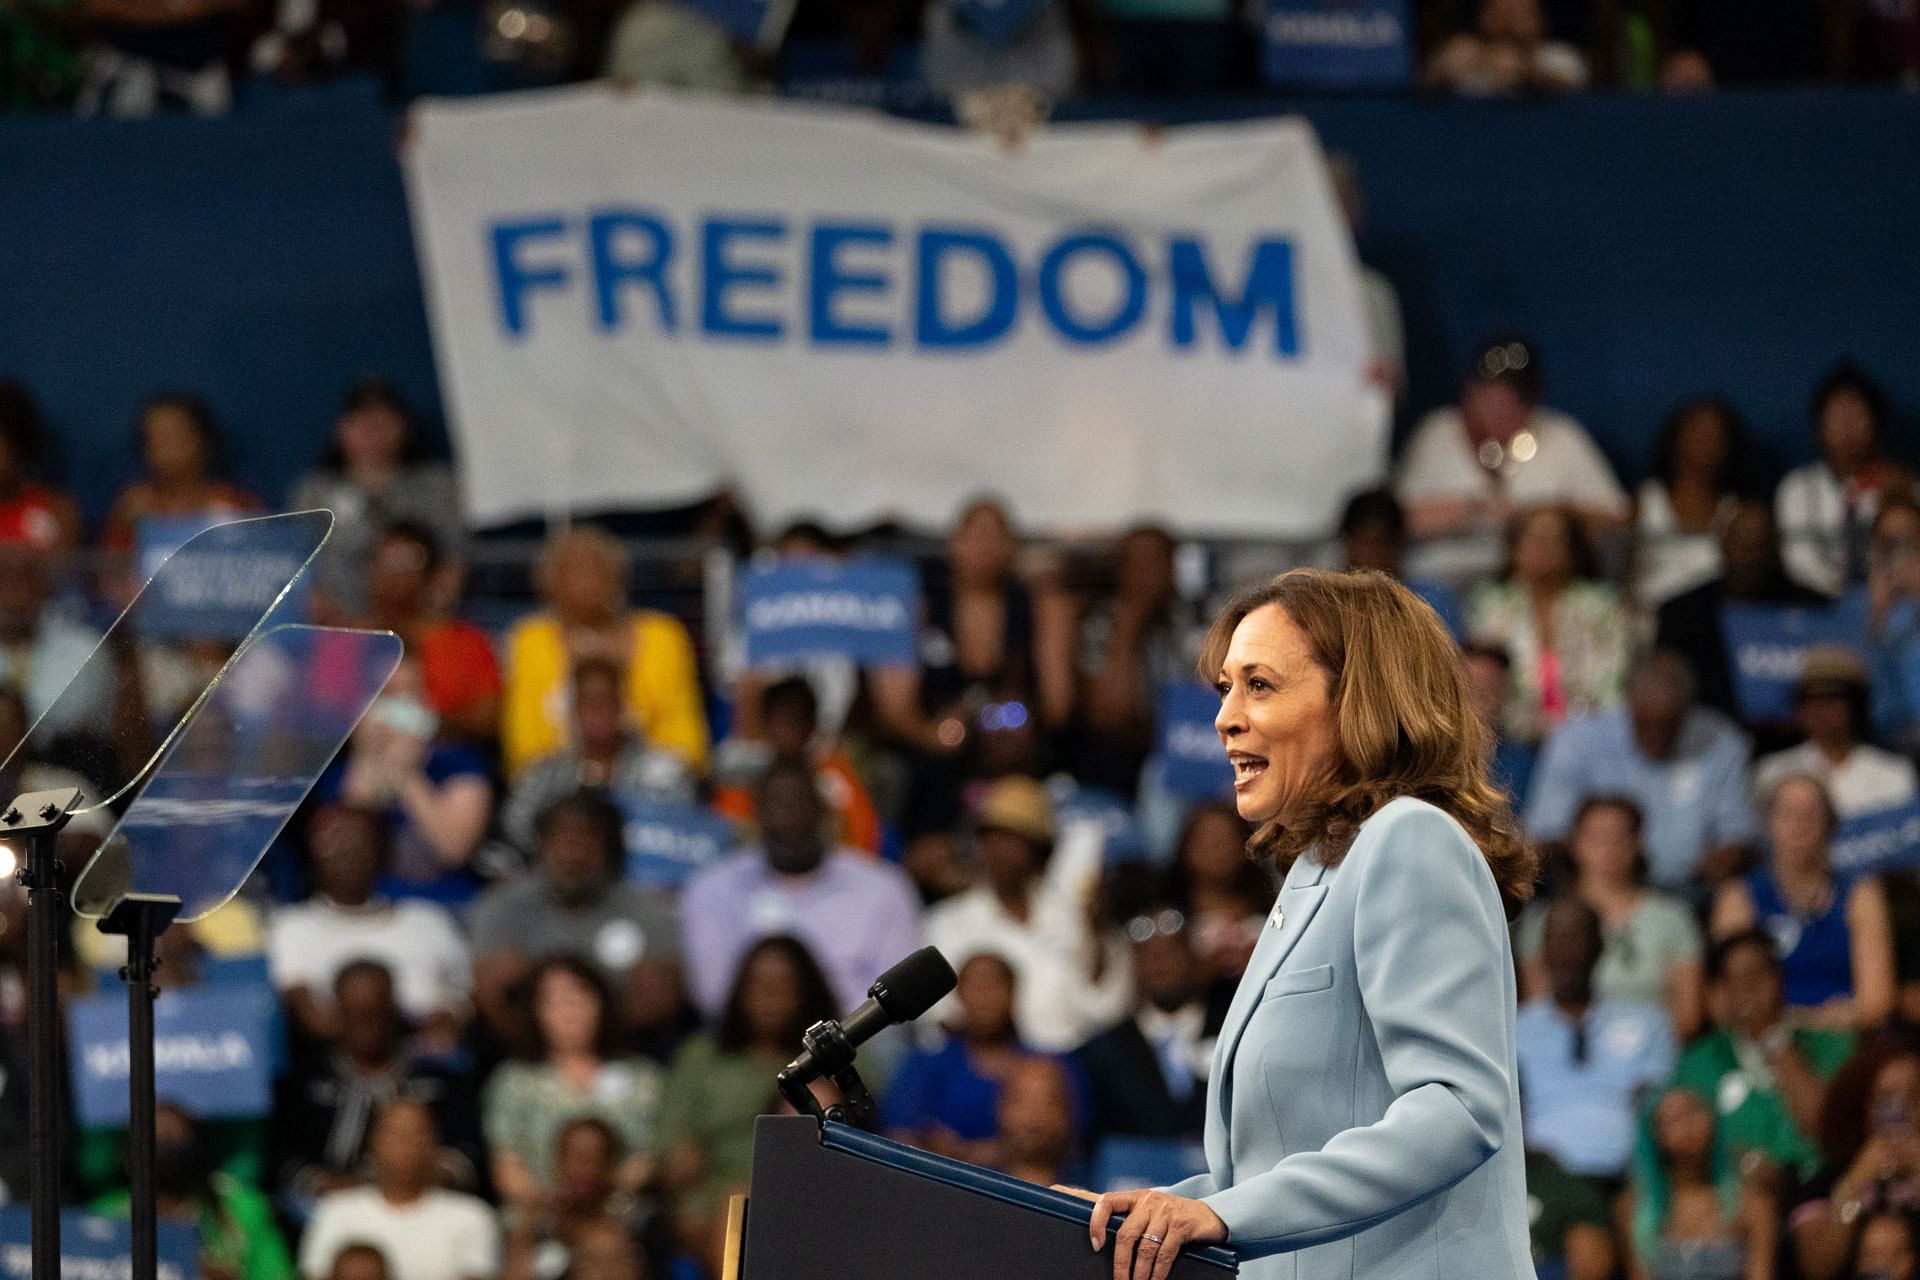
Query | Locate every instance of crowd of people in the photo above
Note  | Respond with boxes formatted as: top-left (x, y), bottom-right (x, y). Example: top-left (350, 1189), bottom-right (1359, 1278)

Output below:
top-left (2, 0), bottom-right (1913, 116)
top-left (1, 339), bottom-right (1919, 1280)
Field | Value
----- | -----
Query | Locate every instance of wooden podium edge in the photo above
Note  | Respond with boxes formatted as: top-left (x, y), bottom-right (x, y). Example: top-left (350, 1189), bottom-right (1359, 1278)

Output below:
top-left (721, 1193), bottom-right (748, 1280)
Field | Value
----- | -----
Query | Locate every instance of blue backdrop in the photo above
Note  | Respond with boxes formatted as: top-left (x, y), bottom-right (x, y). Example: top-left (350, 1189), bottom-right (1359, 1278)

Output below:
top-left (5, 84), bottom-right (1919, 529)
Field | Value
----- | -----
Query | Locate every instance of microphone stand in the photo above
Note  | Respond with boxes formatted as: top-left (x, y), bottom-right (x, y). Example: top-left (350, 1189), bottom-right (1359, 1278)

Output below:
top-left (776, 1018), bottom-right (875, 1127)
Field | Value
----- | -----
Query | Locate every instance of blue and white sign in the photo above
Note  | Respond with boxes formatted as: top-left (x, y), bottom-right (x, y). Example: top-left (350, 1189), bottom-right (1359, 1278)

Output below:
top-left (1719, 604), bottom-right (1865, 723)
top-left (1092, 1136), bottom-right (1209, 1192)
top-left (67, 984), bottom-right (277, 1128)
top-left (742, 557), bottom-right (919, 668)
top-left (405, 90), bottom-right (1386, 538)
top-left (619, 796), bottom-right (739, 890)
top-left (1157, 680), bottom-right (1232, 801)
top-left (0, 1207), bottom-right (197, 1280)
top-left (1261, 0), bottom-right (1412, 89)
top-left (1830, 799), bottom-right (1920, 877)
top-left (134, 514), bottom-right (313, 642)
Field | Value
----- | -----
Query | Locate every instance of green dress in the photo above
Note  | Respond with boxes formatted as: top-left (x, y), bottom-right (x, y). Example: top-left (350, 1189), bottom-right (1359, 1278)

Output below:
top-left (657, 1035), bottom-right (786, 1221)
top-left (1671, 1026), bottom-right (1855, 1179)
top-left (91, 1173), bottom-right (296, 1280)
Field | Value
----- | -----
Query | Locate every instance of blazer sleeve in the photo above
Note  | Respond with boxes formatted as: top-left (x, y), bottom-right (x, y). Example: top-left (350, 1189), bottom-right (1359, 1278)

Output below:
top-left (1202, 805), bottom-right (1514, 1257)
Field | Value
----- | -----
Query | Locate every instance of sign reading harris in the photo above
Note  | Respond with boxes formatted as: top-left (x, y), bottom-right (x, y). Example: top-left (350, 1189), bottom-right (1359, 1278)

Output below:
top-left (1261, 0), bottom-right (1412, 88)
top-left (67, 984), bottom-right (277, 1128)
top-left (134, 514), bottom-right (312, 642)
top-left (619, 796), bottom-right (739, 890)
top-left (1157, 681), bottom-right (1233, 801)
top-left (1830, 799), bottom-right (1920, 877)
top-left (1718, 603), bottom-right (1866, 723)
top-left (742, 557), bottom-right (919, 667)
top-left (0, 1206), bottom-right (197, 1280)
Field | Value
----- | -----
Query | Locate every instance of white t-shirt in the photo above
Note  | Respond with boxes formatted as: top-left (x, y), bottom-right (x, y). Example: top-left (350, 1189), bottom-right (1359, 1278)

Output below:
top-left (1634, 481), bottom-right (1735, 609)
top-left (267, 898), bottom-right (471, 1022)
top-left (1775, 461), bottom-right (1889, 598)
top-left (1395, 406), bottom-right (1628, 582)
top-left (300, 1187), bottom-right (499, 1280)
top-left (1751, 741), bottom-right (1919, 820)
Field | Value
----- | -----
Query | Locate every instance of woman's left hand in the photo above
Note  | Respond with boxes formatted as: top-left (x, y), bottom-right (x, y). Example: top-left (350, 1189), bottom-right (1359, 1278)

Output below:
top-left (1086, 1187), bottom-right (1228, 1280)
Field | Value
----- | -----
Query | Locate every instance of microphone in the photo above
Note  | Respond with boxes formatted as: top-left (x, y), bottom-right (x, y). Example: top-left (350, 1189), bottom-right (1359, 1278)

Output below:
top-left (776, 947), bottom-right (957, 1123)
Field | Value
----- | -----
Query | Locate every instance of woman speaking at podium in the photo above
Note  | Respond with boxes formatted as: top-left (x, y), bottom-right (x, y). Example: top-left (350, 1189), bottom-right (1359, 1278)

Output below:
top-left (1080, 570), bottom-right (1538, 1280)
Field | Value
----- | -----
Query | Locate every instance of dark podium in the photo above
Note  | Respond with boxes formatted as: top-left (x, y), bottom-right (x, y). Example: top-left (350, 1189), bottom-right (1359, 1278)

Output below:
top-left (739, 1117), bottom-right (1238, 1280)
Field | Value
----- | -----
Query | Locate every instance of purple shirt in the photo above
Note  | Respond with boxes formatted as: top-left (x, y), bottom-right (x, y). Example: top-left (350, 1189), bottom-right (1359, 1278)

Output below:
top-left (680, 848), bottom-right (925, 1017)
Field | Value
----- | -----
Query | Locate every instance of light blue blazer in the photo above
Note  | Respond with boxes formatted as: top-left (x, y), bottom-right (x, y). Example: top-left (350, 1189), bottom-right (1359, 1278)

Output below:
top-left (1162, 797), bottom-right (1533, 1280)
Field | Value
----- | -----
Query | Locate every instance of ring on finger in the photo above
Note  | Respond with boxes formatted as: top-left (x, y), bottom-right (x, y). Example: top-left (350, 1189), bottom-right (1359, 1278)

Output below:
top-left (1143, 1234), bottom-right (1163, 1244)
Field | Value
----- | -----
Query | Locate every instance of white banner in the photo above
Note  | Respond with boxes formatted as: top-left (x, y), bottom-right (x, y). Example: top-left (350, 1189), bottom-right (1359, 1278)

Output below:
top-left (403, 87), bottom-right (1387, 535)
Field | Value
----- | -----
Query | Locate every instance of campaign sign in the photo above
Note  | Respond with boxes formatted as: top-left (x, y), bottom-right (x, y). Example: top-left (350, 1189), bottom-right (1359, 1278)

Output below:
top-left (67, 983), bottom-right (277, 1128)
top-left (134, 514), bottom-right (312, 641)
top-left (1092, 1136), bottom-right (1209, 1192)
top-left (1053, 785), bottom-right (1150, 862)
top-left (1830, 799), bottom-right (1920, 877)
top-left (1157, 680), bottom-right (1232, 801)
top-left (0, 1206), bottom-right (197, 1280)
top-left (1261, 0), bottom-right (1413, 89)
top-left (742, 557), bottom-right (919, 668)
top-left (620, 796), bottom-right (738, 890)
top-left (1719, 604), bottom-right (1865, 723)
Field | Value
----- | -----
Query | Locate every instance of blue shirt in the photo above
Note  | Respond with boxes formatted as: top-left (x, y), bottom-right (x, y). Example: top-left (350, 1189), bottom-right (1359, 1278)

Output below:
top-left (1748, 867), bottom-right (1856, 1008)
top-left (1515, 998), bottom-right (1675, 1178)
top-left (1409, 576), bottom-right (1467, 644)
top-left (1871, 597), bottom-right (1920, 750)
top-left (1525, 706), bottom-right (1757, 890)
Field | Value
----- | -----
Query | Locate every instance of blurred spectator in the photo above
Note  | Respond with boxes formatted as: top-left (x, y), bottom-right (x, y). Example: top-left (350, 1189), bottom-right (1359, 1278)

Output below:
top-left (268, 805), bottom-right (472, 1047)
top-left (326, 1244), bottom-right (392, 1280)
top-left (1527, 648), bottom-right (1757, 894)
top-left (503, 526), bottom-right (709, 777)
top-left (484, 957), bottom-right (662, 1210)
top-left (723, 521), bottom-right (859, 746)
top-left (1468, 504), bottom-right (1630, 743)
top-left (247, 0), bottom-right (405, 87)
top-left (1621, 1085), bottom-right (1777, 1280)
top-left (1666, 0), bottom-right (1829, 85)
top-left (1335, 489), bottom-right (1464, 641)
top-left (924, 776), bottom-right (1131, 1052)
top-left (712, 674), bottom-right (880, 855)
top-left (682, 758), bottom-right (921, 1017)
top-left (1424, 0), bottom-right (1588, 93)
top-left (1074, 902), bottom-right (1219, 1145)
top-left (1789, 1039), bottom-right (1920, 1280)
top-left (1673, 930), bottom-right (1853, 1183)
top-left (1753, 647), bottom-right (1916, 819)
top-left (555, 1215), bottom-right (646, 1280)
top-left (1852, 1209), bottom-right (1920, 1280)
top-left (336, 655), bottom-right (495, 907)
top-left (1516, 894), bottom-right (1677, 1183)
top-left (1516, 796), bottom-right (1705, 1041)
top-left (470, 791), bottom-right (685, 1041)
top-left (290, 379), bottom-right (463, 623)
top-left (1396, 336), bottom-right (1628, 583)
top-left (92, 1101), bottom-right (296, 1280)
top-left (503, 657), bottom-right (694, 857)
top-left (1463, 641), bottom-right (1536, 804)
top-left (301, 1098), bottom-right (500, 1280)
top-left (1526, 1148), bottom-right (1615, 1280)
top-left (922, 0), bottom-right (1081, 101)
top-left (0, 542), bottom-right (108, 735)
top-left (657, 936), bottom-right (839, 1264)
top-left (0, 6), bottom-right (83, 110)
top-left (1634, 396), bottom-right (1747, 610)
top-left (1657, 500), bottom-right (1833, 728)
top-left (273, 960), bottom-right (483, 1206)
top-left (1778, 363), bottom-right (1911, 598)
top-left (602, 0), bottom-right (747, 92)
top-left (992, 1055), bottom-right (1084, 1186)
top-left (357, 522), bottom-right (502, 745)
top-left (498, 1118), bottom-right (644, 1280)
top-left (885, 951), bottom-right (1029, 1162)
top-left (75, 0), bottom-right (245, 115)
top-left (1711, 774), bottom-right (1895, 1031)
top-left (1867, 496), bottom-right (1920, 753)
top-left (1162, 800), bottom-right (1267, 996)
top-left (1094, 0), bottom-right (1241, 94)
top-left (872, 498), bottom-right (1076, 839)
top-left (0, 380), bottom-right (80, 551)
top-left (1068, 524), bottom-right (1196, 794)
top-left (0, 682), bottom-right (112, 840)
top-left (101, 392), bottom-right (262, 553)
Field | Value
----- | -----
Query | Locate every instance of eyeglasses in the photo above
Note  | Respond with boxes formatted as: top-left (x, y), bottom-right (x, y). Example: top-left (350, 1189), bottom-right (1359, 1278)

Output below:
top-left (1127, 909), bottom-right (1187, 944)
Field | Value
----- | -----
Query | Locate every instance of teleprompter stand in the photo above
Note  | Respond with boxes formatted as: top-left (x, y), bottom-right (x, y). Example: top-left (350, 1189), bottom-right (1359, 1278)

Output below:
top-left (99, 893), bottom-right (182, 1280)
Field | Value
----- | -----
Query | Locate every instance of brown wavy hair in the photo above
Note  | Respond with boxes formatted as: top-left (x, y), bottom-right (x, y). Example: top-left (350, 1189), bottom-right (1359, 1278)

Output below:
top-left (1199, 569), bottom-right (1538, 918)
